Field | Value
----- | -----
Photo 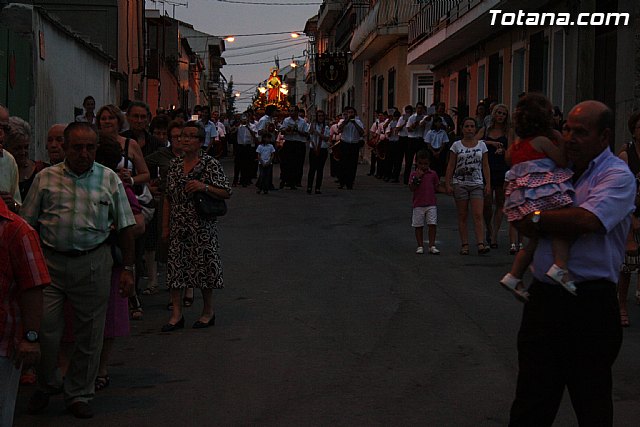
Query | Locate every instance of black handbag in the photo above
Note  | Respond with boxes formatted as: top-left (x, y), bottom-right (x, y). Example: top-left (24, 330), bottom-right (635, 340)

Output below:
top-left (193, 191), bottom-right (227, 218)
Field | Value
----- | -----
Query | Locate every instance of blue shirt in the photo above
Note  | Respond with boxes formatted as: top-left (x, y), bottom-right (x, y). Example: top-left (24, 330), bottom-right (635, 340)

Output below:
top-left (531, 148), bottom-right (635, 284)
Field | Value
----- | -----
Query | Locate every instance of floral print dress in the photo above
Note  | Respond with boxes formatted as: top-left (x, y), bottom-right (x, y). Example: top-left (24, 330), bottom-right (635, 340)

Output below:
top-left (166, 154), bottom-right (231, 289)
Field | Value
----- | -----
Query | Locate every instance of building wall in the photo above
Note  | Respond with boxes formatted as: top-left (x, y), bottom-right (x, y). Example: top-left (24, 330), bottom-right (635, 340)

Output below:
top-left (32, 9), bottom-right (114, 160)
top-left (117, 0), bottom-right (144, 102)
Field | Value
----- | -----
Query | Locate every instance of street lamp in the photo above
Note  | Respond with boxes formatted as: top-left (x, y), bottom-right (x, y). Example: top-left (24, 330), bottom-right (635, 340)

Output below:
top-left (224, 36), bottom-right (235, 42)
top-left (290, 32), bottom-right (300, 39)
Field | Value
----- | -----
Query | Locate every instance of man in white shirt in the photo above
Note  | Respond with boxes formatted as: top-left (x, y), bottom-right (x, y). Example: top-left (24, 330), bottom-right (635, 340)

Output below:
top-left (405, 102), bottom-right (431, 184)
top-left (368, 111), bottom-right (388, 178)
top-left (279, 106), bottom-right (309, 189)
top-left (395, 105), bottom-right (413, 183)
top-left (337, 106), bottom-right (365, 189)
top-left (234, 114), bottom-right (256, 187)
top-left (199, 105), bottom-right (218, 154)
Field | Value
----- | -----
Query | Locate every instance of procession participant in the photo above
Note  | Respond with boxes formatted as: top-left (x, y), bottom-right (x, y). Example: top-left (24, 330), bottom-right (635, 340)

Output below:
top-left (405, 102), bottom-right (430, 184)
top-left (337, 107), bottom-right (365, 190)
top-left (368, 111), bottom-right (387, 178)
top-left (279, 106), bottom-right (308, 189)
top-left (0, 114), bottom-right (21, 213)
top-left (329, 113), bottom-right (342, 178)
top-left (383, 110), bottom-right (401, 182)
top-left (23, 122), bottom-right (136, 419)
top-left (234, 114), bottom-right (256, 187)
top-left (0, 197), bottom-right (50, 426)
top-left (508, 100), bottom-right (635, 427)
top-left (307, 109), bottom-right (331, 194)
top-left (121, 101), bottom-right (163, 158)
top-left (211, 110), bottom-right (227, 158)
top-left (395, 105), bottom-right (413, 183)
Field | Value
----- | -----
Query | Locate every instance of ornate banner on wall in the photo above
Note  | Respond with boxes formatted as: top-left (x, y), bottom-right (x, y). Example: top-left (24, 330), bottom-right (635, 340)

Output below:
top-left (315, 52), bottom-right (348, 94)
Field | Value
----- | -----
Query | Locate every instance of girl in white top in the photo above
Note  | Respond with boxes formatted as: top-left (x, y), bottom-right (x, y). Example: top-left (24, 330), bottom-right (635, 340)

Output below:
top-left (445, 117), bottom-right (491, 255)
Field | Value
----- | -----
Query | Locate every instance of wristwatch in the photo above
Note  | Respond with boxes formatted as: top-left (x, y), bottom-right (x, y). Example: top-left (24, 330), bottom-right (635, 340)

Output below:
top-left (123, 265), bottom-right (136, 274)
top-left (531, 210), bottom-right (542, 230)
top-left (25, 330), bottom-right (39, 343)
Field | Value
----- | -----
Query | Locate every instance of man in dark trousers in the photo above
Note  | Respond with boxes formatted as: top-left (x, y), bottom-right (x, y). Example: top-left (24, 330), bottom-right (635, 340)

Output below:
top-left (509, 100), bottom-right (635, 427)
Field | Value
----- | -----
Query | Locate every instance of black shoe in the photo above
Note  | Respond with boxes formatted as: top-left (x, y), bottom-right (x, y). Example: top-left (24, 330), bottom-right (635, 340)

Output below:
top-left (161, 316), bottom-right (185, 332)
top-left (279, 181), bottom-right (285, 189)
top-left (289, 185), bottom-right (297, 190)
top-left (28, 390), bottom-right (54, 414)
top-left (193, 315), bottom-right (215, 329)
top-left (315, 190), bottom-right (322, 194)
top-left (346, 185), bottom-right (353, 190)
top-left (69, 401), bottom-right (93, 419)
top-left (307, 188), bottom-right (312, 194)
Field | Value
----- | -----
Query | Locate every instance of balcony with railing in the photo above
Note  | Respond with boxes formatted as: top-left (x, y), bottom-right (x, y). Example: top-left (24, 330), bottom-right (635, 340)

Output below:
top-left (349, 0), bottom-right (422, 61)
top-left (407, 0), bottom-right (551, 65)
top-left (317, 0), bottom-right (346, 31)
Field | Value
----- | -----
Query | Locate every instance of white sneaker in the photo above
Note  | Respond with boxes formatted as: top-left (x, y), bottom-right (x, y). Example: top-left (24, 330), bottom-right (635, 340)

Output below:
top-left (429, 246), bottom-right (440, 255)
top-left (546, 264), bottom-right (577, 295)
top-left (416, 247), bottom-right (424, 254)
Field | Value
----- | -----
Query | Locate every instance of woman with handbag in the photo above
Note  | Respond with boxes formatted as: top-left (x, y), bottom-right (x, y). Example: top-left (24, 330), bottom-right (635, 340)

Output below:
top-left (161, 121), bottom-right (231, 331)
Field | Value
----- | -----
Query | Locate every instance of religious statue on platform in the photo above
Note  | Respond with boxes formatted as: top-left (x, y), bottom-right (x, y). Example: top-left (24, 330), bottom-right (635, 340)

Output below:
top-left (266, 69), bottom-right (281, 103)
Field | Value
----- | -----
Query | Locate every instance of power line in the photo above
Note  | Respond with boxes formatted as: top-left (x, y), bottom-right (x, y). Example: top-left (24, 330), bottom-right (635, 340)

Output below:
top-left (225, 36), bottom-right (307, 51)
top-left (184, 30), bottom-right (305, 38)
top-left (223, 40), bottom-right (307, 58)
top-left (213, 0), bottom-right (321, 5)
top-left (225, 54), bottom-right (305, 66)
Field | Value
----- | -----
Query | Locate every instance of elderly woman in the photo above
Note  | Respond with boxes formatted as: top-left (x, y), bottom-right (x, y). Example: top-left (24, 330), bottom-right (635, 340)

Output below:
top-left (4, 116), bottom-right (48, 200)
top-left (161, 121), bottom-right (231, 331)
top-left (617, 110), bottom-right (640, 327)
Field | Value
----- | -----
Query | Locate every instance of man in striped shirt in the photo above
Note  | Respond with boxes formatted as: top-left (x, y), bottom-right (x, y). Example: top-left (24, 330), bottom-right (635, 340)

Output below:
top-left (21, 122), bottom-right (136, 419)
top-left (0, 198), bottom-right (50, 426)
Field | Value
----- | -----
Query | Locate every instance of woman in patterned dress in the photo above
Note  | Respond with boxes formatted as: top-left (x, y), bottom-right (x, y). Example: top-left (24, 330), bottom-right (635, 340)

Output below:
top-left (161, 121), bottom-right (231, 331)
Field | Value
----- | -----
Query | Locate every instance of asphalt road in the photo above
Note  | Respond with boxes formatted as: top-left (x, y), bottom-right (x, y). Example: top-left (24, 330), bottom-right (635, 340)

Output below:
top-left (14, 158), bottom-right (640, 426)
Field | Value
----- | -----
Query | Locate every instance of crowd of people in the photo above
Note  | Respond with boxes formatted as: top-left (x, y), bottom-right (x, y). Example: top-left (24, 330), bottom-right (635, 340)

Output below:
top-left (1, 92), bottom-right (639, 426)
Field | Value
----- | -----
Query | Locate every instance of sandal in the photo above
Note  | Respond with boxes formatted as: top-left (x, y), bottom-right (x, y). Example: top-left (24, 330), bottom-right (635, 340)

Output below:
top-left (499, 273), bottom-right (530, 303)
top-left (546, 264), bottom-right (577, 296)
top-left (620, 310), bottom-right (630, 327)
top-left (459, 244), bottom-right (469, 255)
top-left (478, 243), bottom-right (490, 254)
top-left (95, 375), bottom-right (110, 391)
top-left (142, 286), bottom-right (158, 295)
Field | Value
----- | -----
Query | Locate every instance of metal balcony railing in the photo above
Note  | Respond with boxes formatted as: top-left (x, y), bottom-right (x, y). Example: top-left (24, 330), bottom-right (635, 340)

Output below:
top-left (408, 0), bottom-right (482, 48)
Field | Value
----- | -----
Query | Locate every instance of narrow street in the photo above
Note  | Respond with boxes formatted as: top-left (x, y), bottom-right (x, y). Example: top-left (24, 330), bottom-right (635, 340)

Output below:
top-left (15, 159), bottom-right (640, 426)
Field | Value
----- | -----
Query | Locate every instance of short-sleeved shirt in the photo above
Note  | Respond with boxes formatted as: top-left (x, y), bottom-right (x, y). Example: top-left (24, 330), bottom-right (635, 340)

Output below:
top-left (337, 117), bottom-right (365, 143)
top-left (256, 144), bottom-right (276, 163)
top-left (0, 199), bottom-right (50, 357)
top-left (280, 117), bottom-right (308, 142)
top-left (424, 129), bottom-right (449, 150)
top-left (449, 139), bottom-right (488, 186)
top-left (201, 120), bottom-right (219, 148)
top-left (256, 115), bottom-right (274, 142)
top-left (407, 113), bottom-right (429, 138)
top-left (410, 169), bottom-right (439, 208)
top-left (20, 161), bottom-right (136, 252)
top-left (532, 149), bottom-right (635, 284)
top-left (396, 115), bottom-right (410, 137)
top-left (236, 125), bottom-right (254, 145)
top-left (309, 123), bottom-right (331, 149)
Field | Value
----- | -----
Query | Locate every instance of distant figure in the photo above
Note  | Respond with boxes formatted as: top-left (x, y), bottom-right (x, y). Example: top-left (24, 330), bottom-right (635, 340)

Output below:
top-left (75, 96), bottom-right (96, 126)
top-left (409, 151), bottom-right (440, 255)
